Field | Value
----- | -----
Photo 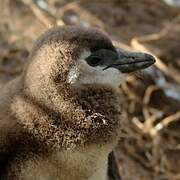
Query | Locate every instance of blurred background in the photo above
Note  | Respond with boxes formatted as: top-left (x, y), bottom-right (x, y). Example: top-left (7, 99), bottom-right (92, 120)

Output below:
top-left (0, 0), bottom-right (180, 179)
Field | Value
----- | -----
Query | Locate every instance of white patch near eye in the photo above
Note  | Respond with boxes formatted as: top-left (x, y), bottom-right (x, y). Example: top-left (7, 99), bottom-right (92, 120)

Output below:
top-left (67, 65), bottom-right (80, 84)
top-left (67, 51), bottom-right (127, 88)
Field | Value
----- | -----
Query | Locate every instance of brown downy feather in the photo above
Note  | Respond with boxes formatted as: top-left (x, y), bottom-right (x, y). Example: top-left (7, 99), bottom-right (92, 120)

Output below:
top-left (0, 26), bottom-right (124, 179)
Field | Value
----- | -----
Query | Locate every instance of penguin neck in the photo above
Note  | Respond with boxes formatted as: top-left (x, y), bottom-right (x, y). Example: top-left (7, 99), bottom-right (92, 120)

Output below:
top-left (23, 77), bottom-right (121, 125)
top-left (26, 80), bottom-right (119, 118)
top-left (18, 77), bottom-right (122, 149)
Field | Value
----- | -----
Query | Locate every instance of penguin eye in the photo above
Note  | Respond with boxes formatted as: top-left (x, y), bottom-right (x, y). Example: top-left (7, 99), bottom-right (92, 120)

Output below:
top-left (85, 56), bottom-right (102, 67)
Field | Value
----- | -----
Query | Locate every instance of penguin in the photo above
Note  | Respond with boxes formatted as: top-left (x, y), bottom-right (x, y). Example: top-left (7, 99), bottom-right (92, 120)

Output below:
top-left (0, 26), bottom-right (155, 180)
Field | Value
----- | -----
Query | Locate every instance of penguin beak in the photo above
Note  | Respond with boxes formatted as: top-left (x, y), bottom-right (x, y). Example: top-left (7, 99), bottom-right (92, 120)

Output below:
top-left (105, 50), bottom-right (156, 73)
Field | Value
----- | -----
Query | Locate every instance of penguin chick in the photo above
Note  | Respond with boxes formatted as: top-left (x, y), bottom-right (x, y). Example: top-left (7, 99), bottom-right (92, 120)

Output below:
top-left (0, 26), bottom-right (155, 180)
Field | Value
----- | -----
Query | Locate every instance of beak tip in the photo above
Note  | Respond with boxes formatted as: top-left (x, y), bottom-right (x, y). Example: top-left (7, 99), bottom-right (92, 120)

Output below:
top-left (146, 54), bottom-right (156, 63)
top-left (146, 54), bottom-right (156, 67)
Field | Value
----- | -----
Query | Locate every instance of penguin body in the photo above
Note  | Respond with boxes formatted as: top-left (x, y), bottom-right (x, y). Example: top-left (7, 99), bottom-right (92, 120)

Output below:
top-left (0, 77), bottom-right (121, 180)
top-left (0, 26), bottom-right (155, 180)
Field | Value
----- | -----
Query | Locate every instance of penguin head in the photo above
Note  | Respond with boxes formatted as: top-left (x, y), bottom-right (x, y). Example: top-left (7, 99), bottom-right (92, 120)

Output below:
top-left (19, 26), bottom-right (156, 148)
top-left (26, 26), bottom-right (155, 91)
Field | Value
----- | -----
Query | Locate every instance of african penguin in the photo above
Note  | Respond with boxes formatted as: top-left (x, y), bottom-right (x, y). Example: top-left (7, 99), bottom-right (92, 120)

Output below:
top-left (0, 26), bottom-right (155, 180)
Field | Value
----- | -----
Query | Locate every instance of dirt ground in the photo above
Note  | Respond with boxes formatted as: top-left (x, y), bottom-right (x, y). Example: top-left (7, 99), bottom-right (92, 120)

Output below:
top-left (0, 0), bottom-right (180, 179)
